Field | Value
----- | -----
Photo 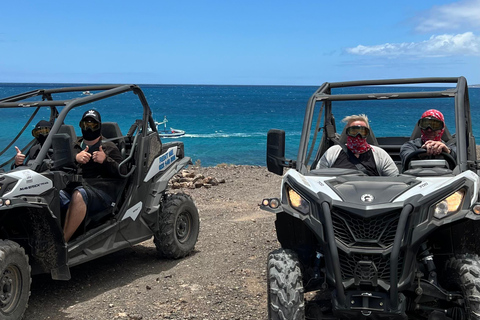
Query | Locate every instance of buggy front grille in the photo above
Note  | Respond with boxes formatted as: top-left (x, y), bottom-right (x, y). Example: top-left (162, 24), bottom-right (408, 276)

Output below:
top-left (338, 251), bottom-right (404, 286)
top-left (332, 209), bottom-right (400, 249)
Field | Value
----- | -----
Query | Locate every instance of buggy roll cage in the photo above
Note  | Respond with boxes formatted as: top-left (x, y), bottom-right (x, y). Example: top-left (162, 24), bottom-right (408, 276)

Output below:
top-left (297, 77), bottom-right (474, 174)
top-left (0, 84), bottom-right (158, 172)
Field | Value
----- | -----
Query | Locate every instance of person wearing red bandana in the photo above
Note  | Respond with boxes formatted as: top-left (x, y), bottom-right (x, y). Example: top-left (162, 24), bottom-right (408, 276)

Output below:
top-left (317, 114), bottom-right (398, 176)
top-left (400, 109), bottom-right (456, 168)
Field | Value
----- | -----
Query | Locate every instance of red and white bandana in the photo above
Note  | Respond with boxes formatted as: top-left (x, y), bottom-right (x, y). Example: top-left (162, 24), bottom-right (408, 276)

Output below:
top-left (347, 136), bottom-right (371, 154)
top-left (420, 109), bottom-right (445, 143)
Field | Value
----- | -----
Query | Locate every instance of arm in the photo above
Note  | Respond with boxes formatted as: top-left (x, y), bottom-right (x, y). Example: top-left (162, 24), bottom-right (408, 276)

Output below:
top-left (100, 142), bottom-right (128, 177)
top-left (373, 146), bottom-right (399, 176)
top-left (316, 145), bottom-right (342, 169)
top-left (400, 140), bottom-right (420, 167)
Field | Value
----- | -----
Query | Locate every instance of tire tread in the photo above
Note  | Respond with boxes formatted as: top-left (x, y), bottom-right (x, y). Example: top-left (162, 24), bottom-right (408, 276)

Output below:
top-left (267, 248), bottom-right (305, 320)
top-left (154, 193), bottom-right (199, 259)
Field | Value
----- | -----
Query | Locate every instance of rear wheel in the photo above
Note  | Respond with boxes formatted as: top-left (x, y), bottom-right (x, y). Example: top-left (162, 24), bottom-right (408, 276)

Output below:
top-left (445, 254), bottom-right (480, 320)
top-left (154, 193), bottom-right (199, 259)
top-left (267, 248), bottom-right (305, 320)
top-left (0, 240), bottom-right (31, 320)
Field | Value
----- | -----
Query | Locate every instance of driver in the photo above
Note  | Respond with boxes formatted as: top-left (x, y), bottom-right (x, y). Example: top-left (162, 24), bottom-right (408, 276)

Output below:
top-left (400, 109), bottom-right (456, 168)
top-left (61, 109), bottom-right (126, 242)
top-left (316, 114), bottom-right (398, 176)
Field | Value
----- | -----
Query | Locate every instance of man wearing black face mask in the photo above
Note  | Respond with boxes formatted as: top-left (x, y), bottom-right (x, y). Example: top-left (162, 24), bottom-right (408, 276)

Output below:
top-left (13, 120), bottom-right (52, 168)
top-left (61, 109), bottom-right (126, 242)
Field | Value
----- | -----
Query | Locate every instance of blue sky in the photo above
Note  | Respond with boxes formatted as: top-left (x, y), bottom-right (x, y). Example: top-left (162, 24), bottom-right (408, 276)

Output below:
top-left (1, 0), bottom-right (479, 85)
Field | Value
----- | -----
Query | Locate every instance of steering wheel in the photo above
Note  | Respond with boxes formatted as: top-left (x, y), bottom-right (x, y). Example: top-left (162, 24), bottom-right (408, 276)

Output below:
top-left (402, 148), bottom-right (456, 173)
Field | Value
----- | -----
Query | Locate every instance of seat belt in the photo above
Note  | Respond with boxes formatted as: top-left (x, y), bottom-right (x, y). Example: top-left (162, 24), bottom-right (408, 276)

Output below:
top-left (331, 137), bottom-right (369, 175)
top-left (344, 146), bottom-right (369, 175)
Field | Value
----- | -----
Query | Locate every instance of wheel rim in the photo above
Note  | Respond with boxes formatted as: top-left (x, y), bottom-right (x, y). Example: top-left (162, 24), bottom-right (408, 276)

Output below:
top-left (0, 264), bottom-right (22, 314)
top-left (176, 211), bottom-right (192, 244)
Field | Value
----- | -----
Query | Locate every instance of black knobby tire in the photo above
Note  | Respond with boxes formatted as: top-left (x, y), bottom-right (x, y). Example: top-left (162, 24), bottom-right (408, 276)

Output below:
top-left (267, 248), bottom-right (305, 320)
top-left (445, 254), bottom-right (480, 319)
top-left (154, 193), bottom-right (200, 259)
top-left (0, 240), bottom-right (31, 320)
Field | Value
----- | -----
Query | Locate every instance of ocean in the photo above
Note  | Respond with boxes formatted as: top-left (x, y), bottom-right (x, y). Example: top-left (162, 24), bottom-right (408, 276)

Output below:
top-left (1, 83), bottom-right (479, 167)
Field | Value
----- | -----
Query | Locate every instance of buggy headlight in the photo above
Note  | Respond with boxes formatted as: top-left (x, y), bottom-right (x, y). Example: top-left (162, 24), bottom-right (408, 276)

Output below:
top-left (287, 186), bottom-right (310, 214)
top-left (433, 189), bottom-right (465, 219)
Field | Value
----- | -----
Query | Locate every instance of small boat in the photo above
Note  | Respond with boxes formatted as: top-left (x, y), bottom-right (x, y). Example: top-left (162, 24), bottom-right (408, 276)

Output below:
top-left (155, 116), bottom-right (186, 138)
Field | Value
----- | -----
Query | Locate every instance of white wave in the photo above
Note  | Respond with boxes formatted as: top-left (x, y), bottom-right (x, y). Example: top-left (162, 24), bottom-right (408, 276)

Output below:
top-left (182, 132), bottom-right (266, 138)
top-left (180, 131), bottom-right (301, 139)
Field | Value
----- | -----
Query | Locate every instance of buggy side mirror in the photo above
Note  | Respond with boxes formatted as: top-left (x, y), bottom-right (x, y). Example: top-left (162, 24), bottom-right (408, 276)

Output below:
top-left (52, 133), bottom-right (75, 170)
top-left (267, 129), bottom-right (294, 175)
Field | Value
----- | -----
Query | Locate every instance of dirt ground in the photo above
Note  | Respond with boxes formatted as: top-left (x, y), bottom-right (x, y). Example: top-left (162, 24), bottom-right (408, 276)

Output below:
top-left (24, 165), bottom-right (282, 320)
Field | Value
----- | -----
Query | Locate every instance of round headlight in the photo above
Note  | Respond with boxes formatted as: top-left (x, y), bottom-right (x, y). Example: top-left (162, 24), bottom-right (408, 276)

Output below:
top-left (434, 200), bottom-right (449, 217)
top-left (270, 198), bottom-right (280, 209)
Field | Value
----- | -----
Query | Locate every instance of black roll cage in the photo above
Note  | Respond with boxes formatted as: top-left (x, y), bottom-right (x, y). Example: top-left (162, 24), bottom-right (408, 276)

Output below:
top-left (297, 77), bottom-right (474, 174)
top-left (0, 84), bottom-right (157, 172)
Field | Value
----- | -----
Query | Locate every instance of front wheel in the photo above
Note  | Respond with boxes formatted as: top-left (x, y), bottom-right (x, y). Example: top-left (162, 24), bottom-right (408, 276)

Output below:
top-left (445, 254), bottom-right (480, 319)
top-left (0, 240), bottom-right (31, 320)
top-left (267, 248), bottom-right (305, 320)
top-left (154, 193), bottom-right (200, 259)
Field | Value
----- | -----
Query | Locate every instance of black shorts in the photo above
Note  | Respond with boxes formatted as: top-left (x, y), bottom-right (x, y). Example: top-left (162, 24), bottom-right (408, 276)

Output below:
top-left (60, 186), bottom-right (114, 217)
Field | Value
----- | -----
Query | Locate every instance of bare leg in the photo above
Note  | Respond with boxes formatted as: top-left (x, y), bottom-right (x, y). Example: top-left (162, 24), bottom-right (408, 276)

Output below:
top-left (63, 190), bottom-right (87, 242)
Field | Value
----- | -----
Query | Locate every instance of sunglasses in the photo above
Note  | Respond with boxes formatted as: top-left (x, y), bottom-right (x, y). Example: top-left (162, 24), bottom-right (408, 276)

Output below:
top-left (346, 125), bottom-right (370, 138)
top-left (418, 117), bottom-right (444, 131)
top-left (79, 120), bottom-right (100, 131)
top-left (32, 127), bottom-right (51, 138)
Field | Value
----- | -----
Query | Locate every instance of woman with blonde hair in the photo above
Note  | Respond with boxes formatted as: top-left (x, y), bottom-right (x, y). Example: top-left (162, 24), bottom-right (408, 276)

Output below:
top-left (317, 114), bottom-right (398, 176)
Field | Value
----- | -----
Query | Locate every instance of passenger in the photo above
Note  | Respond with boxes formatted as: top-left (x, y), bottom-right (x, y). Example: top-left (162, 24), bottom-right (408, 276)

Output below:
top-left (400, 109), bottom-right (456, 167)
top-left (316, 114), bottom-right (398, 176)
top-left (61, 109), bottom-right (126, 242)
top-left (13, 120), bottom-right (52, 168)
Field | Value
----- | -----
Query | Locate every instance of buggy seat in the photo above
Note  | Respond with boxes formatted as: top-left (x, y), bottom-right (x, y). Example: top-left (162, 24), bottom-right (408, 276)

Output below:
top-left (101, 122), bottom-right (126, 159)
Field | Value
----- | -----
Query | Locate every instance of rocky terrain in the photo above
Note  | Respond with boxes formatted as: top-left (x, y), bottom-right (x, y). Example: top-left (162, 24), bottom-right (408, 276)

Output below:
top-left (25, 165), bottom-right (282, 320)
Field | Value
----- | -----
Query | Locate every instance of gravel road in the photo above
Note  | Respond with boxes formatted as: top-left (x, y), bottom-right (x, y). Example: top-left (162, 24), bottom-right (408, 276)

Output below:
top-left (24, 165), bottom-right (282, 320)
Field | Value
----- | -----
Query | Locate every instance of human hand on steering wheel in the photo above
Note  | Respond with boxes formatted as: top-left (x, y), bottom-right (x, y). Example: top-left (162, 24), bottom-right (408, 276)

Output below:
top-left (421, 140), bottom-right (451, 156)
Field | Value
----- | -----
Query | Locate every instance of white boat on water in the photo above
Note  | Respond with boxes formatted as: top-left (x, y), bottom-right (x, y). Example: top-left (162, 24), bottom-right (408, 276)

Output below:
top-left (155, 116), bottom-right (185, 138)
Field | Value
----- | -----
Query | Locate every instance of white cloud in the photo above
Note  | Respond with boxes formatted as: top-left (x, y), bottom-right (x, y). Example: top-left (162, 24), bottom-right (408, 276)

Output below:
top-left (346, 32), bottom-right (480, 57)
top-left (415, 0), bottom-right (480, 33)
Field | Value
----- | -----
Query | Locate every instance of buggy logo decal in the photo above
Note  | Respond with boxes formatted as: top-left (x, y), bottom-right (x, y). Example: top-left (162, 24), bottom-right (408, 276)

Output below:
top-left (144, 146), bottom-right (178, 182)
top-left (122, 202), bottom-right (143, 221)
top-left (361, 194), bottom-right (374, 202)
top-left (3, 169), bottom-right (52, 197)
top-left (158, 148), bottom-right (176, 171)
top-left (19, 181), bottom-right (49, 191)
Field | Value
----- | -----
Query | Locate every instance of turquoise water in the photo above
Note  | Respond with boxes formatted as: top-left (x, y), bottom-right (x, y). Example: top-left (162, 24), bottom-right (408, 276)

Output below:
top-left (1, 83), bottom-right (479, 167)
